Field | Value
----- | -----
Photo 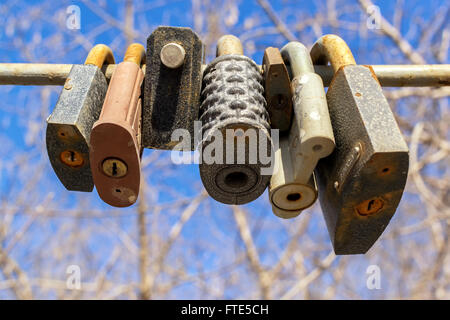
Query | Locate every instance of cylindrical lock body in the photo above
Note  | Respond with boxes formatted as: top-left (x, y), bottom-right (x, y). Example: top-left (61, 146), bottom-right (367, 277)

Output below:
top-left (46, 64), bottom-right (108, 192)
top-left (269, 137), bottom-right (318, 219)
top-left (288, 72), bottom-right (335, 183)
top-left (90, 61), bottom-right (144, 207)
top-left (199, 53), bottom-right (272, 205)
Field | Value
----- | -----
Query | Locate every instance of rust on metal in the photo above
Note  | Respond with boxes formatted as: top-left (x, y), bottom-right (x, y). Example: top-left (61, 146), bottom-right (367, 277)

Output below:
top-left (310, 34), bottom-right (356, 72)
top-left (262, 47), bottom-right (293, 132)
top-left (60, 150), bottom-right (84, 168)
top-left (123, 43), bottom-right (146, 65)
top-left (356, 197), bottom-right (385, 216)
top-left (84, 44), bottom-right (115, 68)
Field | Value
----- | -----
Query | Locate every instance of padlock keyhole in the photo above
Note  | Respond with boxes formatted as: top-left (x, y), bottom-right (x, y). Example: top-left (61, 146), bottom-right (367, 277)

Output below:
top-left (356, 197), bottom-right (384, 216)
top-left (225, 172), bottom-right (248, 189)
top-left (277, 94), bottom-right (284, 105)
top-left (60, 150), bottom-right (83, 168)
top-left (287, 193), bottom-right (301, 201)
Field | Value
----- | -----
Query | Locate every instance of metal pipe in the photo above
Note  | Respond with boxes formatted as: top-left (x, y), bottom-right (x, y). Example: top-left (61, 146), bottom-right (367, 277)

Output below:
top-left (0, 63), bottom-right (449, 87)
top-left (314, 64), bottom-right (450, 87)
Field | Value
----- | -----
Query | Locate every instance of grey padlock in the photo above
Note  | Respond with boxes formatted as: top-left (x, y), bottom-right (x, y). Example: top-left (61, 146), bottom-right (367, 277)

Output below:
top-left (199, 35), bottom-right (272, 205)
top-left (269, 42), bottom-right (335, 218)
top-left (310, 35), bottom-right (409, 255)
top-left (46, 44), bottom-right (115, 192)
top-left (269, 137), bottom-right (318, 219)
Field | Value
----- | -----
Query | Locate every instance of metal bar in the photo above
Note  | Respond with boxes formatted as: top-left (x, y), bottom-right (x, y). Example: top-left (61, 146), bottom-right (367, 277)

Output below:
top-left (0, 64), bottom-right (116, 86)
top-left (314, 64), bottom-right (450, 87)
top-left (0, 63), bottom-right (449, 87)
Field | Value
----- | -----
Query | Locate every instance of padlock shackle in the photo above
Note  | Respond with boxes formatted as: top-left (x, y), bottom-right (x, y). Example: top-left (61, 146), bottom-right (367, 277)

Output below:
top-left (280, 42), bottom-right (314, 77)
top-left (84, 44), bottom-right (115, 69)
top-left (216, 35), bottom-right (244, 57)
top-left (124, 43), bottom-right (146, 66)
top-left (310, 34), bottom-right (356, 73)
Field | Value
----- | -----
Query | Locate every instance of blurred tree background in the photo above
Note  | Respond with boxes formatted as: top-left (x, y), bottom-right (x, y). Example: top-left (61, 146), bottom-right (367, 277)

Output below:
top-left (0, 0), bottom-right (448, 299)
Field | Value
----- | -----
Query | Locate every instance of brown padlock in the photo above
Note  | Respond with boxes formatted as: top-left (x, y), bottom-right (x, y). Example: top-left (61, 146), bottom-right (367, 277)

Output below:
top-left (89, 43), bottom-right (145, 207)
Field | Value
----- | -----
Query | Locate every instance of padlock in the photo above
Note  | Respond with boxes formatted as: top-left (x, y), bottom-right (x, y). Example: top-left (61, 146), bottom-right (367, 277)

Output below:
top-left (310, 35), bottom-right (409, 255)
top-left (269, 137), bottom-right (318, 219)
top-left (143, 26), bottom-right (204, 150)
top-left (46, 44), bottom-right (115, 192)
top-left (199, 35), bottom-right (272, 205)
top-left (89, 43), bottom-right (145, 208)
top-left (269, 42), bottom-right (335, 218)
top-left (262, 47), bottom-right (293, 132)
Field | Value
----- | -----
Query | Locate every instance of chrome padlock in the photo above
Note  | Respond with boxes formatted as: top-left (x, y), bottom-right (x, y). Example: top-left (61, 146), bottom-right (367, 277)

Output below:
top-left (269, 42), bottom-right (335, 218)
top-left (311, 35), bottom-right (409, 255)
top-left (199, 35), bottom-right (272, 205)
top-left (46, 45), bottom-right (115, 192)
top-left (90, 44), bottom-right (145, 207)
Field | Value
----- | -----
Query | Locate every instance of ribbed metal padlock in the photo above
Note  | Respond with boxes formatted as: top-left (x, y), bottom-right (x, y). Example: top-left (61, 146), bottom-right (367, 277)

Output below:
top-left (269, 42), bottom-right (335, 219)
top-left (46, 44), bottom-right (115, 192)
top-left (90, 44), bottom-right (145, 207)
top-left (199, 35), bottom-right (272, 205)
top-left (311, 35), bottom-right (409, 255)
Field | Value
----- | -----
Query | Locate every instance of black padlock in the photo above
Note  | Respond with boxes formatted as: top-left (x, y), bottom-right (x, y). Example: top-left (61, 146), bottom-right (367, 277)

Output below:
top-left (46, 44), bottom-right (115, 192)
top-left (143, 26), bottom-right (204, 150)
top-left (310, 35), bottom-right (409, 255)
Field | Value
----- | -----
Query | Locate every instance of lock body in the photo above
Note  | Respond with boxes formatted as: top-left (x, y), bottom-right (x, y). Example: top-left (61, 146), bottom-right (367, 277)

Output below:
top-left (269, 42), bottom-right (334, 217)
top-left (90, 61), bottom-right (143, 207)
top-left (199, 53), bottom-right (272, 205)
top-left (46, 64), bottom-right (108, 191)
top-left (316, 65), bottom-right (409, 254)
top-left (288, 72), bottom-right (335, 183)
top-left (269, 137), bottom-right (318, 219)
top-left (143, 27), bottom-right (204, 150)
top-left (262, 47), bottom-right (292, 132)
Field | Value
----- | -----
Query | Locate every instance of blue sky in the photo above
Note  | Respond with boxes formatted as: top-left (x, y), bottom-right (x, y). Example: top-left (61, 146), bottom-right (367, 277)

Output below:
top-left (0, 0), bottom-right (448, 299)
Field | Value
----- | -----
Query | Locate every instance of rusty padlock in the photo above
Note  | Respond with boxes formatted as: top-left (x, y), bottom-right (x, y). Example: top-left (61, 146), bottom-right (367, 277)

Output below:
top-left (269, 42), bottom-right (335, 219)
top-left (46, 44), bottom-right (115, 192)
top-left (89, 43), bottom-right (145, 207)
top-left (310, 35), bottom-right (409, 255)
top-left (199, 35), bottom-right (272, 205)
top-left (262, 47), bottom-right (293, 132)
